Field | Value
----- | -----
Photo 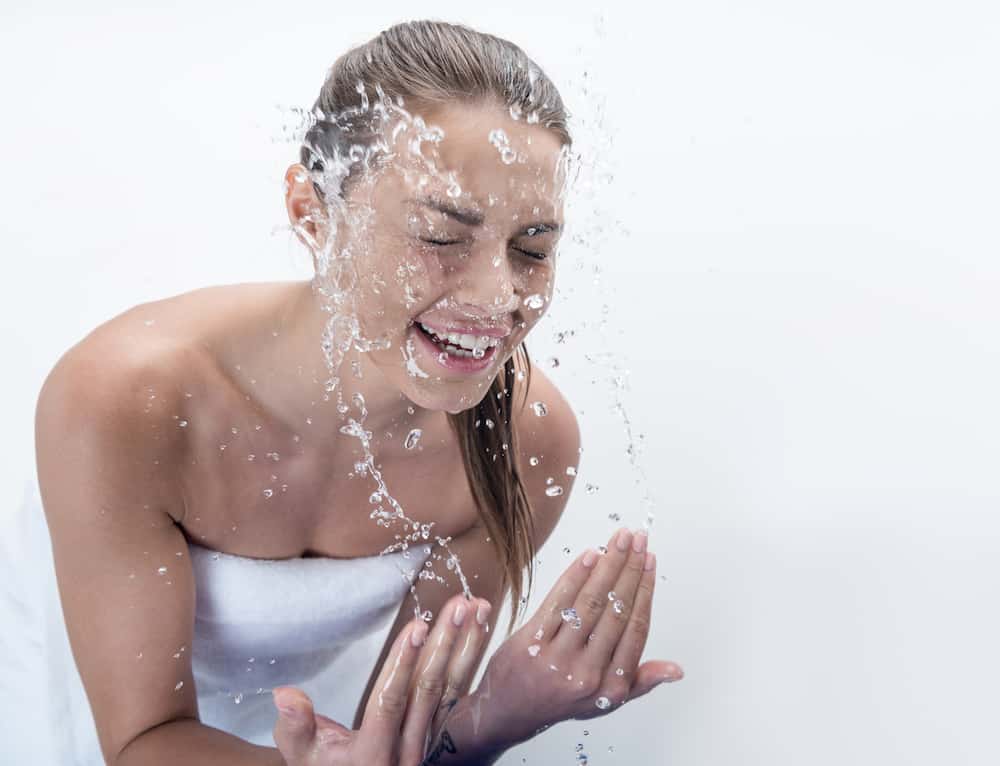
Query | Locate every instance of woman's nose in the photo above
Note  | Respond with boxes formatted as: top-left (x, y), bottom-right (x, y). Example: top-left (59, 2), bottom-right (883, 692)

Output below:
top-left (453, 248), bottom-right (517, 311)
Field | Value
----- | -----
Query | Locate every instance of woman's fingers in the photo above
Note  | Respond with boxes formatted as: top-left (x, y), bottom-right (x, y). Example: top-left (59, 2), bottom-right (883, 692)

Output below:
top-left (552, 528), bottom-right (636, 652)
top-left (272, 686), bottom-right (320, 763)
top-left (357, 617), bottom-right (429, 754)
top-left (528, 548), bottom-right (599, 644)
top-left (397, 596), bottom-right (468, 766)
top-left (442, 598), bottom-right (492, 701)
top-left (429, 597), bottom-right (492, 737)
top-left (585, 530), bottom-right (649, 666)
top-left (605, 550), bottom-right (660, 697)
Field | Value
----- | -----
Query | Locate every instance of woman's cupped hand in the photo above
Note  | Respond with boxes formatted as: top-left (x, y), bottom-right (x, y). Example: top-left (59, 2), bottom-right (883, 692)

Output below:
top-left (271, 593), bottom-right (492, 766)
top-left (462, 527), bottom-right (683, 748)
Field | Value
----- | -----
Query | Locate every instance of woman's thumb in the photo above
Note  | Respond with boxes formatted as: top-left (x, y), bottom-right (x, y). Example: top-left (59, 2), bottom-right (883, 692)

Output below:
top-left (273, 686), bottom-right (318, 761)
top-left (628, 660), bottom-right (684, 700)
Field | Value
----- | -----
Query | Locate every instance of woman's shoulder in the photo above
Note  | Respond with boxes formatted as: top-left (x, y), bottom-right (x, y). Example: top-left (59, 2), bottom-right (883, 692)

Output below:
top-left (40, 281), bottom-right (290, 407)
top-left (33, 284), bottom-right (272, 466)
top-left (40, 292), bottom-right (212, 415)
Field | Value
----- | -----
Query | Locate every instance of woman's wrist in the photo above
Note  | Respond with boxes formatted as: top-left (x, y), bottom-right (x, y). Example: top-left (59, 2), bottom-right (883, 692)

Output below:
top-left (421, 687), bottom-right (534, 765)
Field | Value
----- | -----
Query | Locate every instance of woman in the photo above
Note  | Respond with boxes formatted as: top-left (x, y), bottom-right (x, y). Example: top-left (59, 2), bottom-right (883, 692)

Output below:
top-left (31, 20), bottom-right (682, 766)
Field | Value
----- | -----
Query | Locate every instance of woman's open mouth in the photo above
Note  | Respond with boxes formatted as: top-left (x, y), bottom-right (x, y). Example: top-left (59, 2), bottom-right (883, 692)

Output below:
top-left (411, 321), bottom-right (501, 373)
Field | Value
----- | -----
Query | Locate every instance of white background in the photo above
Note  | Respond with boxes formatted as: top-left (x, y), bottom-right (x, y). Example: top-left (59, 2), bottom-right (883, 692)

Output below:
top-left (2, 1), bottom-right (999, 764)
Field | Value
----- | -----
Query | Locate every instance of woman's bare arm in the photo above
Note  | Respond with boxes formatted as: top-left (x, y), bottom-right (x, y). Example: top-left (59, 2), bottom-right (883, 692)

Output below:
top-left (35, 341), bottom-right (286, 765)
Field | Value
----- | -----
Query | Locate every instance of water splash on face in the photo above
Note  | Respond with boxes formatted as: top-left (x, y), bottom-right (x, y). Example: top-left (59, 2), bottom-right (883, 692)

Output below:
top-left (488, 128), bottom-right (520, 165)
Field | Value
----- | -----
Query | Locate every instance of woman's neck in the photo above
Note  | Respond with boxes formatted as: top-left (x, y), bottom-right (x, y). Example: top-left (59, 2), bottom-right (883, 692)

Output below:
top-left (219, 279), bottom-right (433, 453)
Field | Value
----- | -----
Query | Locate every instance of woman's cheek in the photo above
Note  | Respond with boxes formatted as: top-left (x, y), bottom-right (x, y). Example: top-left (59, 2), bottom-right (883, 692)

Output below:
top-left (403, 247), bottom-right (446, 301)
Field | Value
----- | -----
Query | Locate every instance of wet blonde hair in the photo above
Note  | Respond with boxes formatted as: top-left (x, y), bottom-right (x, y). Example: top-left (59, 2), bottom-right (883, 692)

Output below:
top-left (300, 20), bottom-right (571, 635)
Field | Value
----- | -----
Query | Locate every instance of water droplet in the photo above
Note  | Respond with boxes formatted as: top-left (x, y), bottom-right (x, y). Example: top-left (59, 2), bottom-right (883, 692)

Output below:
top-left (528, 644), bottom-right (541, 657)
top-left (263, 489), bottom-right (273, 498)
top-left (404, 428), bottom-right (422, 450)
top-left (529, 456), bottom-right (539, 466)
top-left (545, 485), bottom-right (564, 497)
top-left (560, 607), bottom-right (582, 629)
top-left (595, 696), bottom-right (611, 710)
top-left (231, 427), bottom-right (239, 435)
top-left (177, 420), bottom-right (188, 428)
top-left (587, 484), bottom-right (599, 495)
top-left (563, 546), bottom-right (571, 554)
top-left (174, 681), bottom-right (184, 691)
top-left (616, 667), bottom-right (625, 676)
top-left (534, 627), bottom-right (544, 640)
top-left (523, 294), bottom-right (545, 310)
top-left (531, 401), bottom-right (548, 417)
top-left (157, 566), bottom-right (167, 575)
top-left (566, 466), bottom-right (577, 476)
top-left (613, 599), bottom-right (624, 614)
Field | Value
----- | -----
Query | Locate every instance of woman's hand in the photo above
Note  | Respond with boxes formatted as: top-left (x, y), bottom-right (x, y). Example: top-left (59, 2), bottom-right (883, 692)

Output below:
top-left (271, 593), bottom-right (492, 766)
top-left (462, 528), bottom-right (683, 748)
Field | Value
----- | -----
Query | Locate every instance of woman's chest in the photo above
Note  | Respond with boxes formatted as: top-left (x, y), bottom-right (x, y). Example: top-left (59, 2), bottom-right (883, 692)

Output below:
top-left (176, 422), bottom-right (480, 560)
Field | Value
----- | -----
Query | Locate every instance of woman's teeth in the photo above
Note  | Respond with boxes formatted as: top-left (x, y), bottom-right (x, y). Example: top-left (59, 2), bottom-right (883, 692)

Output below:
top-left (417, 322), bottom-right (501, 357)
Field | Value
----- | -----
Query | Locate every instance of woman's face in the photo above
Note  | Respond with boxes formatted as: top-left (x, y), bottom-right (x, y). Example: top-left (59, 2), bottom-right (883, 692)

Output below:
top-left (303, 101), bottom-right (567, 413)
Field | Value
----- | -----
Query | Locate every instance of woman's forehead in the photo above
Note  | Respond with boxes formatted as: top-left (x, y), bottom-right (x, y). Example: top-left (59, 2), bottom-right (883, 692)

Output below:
top-left (378, 103), bottom-right (566, 203)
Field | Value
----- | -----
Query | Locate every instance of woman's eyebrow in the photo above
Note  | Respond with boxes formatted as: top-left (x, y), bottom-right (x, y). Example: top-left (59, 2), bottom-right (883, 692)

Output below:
top-left (407, 195), bottom-right (562, 235)
top-left (407, 195), bottom-right (485, 226)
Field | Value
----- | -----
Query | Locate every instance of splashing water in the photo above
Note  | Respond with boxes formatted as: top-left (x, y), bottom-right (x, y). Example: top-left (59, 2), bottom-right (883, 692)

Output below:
top-left (560, 607), bottom-right (582, 629)
top-left (403, 428), bottom-right (422, 450)
top-left (266, 29), bottom-right (658, 740)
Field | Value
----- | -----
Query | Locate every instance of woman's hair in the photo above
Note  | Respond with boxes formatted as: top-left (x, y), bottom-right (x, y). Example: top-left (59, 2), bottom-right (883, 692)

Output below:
top-left (299, 20), bottom-right (571, 635)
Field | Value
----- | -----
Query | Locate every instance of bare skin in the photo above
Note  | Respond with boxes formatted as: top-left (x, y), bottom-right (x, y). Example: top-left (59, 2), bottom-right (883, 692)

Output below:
top-left (35, 100), bottom-right (681, 766)
top-left (36, 100), bottom-right (580, 764)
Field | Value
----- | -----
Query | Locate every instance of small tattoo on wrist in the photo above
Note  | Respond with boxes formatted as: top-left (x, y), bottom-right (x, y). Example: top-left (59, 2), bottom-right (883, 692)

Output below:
top-left (421, 730), bottom-right (457, 764)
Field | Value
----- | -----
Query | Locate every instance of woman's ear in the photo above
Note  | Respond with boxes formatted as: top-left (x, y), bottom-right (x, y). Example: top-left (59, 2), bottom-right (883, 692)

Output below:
top-left (283, 163), bottom-right (327, 251)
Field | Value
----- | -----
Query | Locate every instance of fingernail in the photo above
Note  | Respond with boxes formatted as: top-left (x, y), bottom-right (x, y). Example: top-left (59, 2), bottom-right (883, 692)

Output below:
top-left (632, 530), bottom-right (648, 554)
top-left (273, 692), bottom-right (303, 718)
top-left (661, 666), bottom-right (684, 682)
top-left (452, 603), bottom-right (467, 627)
top-left (410, 621), bottom-right (428, 647)
top-left (644, 552), bottom-right (656, 571)
top-left (616, 528), bottom-right (632, 552)
top-left (582, 549), bottom-right (598, 568)
top-left (476, 601), bottom-right (492, 625)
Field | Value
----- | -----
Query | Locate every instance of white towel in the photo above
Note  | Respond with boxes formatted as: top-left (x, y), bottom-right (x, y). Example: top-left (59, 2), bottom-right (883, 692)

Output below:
top-left (0, 477), bottom-right (430, 763)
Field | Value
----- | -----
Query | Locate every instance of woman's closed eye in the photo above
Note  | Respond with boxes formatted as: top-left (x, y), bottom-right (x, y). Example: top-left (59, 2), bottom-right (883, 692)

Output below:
top-left (418, 237), bottom-right (548, 261)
